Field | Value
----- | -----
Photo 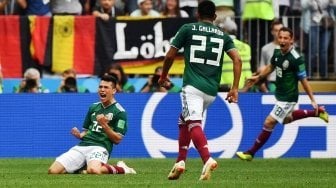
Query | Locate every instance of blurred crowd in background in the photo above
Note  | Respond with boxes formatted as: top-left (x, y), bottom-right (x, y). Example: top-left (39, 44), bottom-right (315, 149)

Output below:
top-left (0, 0), bottom-right (336, 94)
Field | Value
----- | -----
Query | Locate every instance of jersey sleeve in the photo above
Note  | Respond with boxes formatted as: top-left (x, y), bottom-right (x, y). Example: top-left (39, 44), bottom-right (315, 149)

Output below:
top-left (113, 111), bottom-right (127, 136)
top-left (171, 24), bottom-right (189, 49)
top-left (223, 34), bottom-right (235, 53)
top-left (296, 56), bottom-right (307, 80)
top-left (110, 103), bottom-right (127, 136)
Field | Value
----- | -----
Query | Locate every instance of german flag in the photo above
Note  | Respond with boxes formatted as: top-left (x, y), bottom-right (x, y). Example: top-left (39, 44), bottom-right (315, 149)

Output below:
top-left (0, 16), bottom-right (31, 78)
top-left (52, 16), bottom-right (95, 74)
top-left (29, 16), bottom-right (51, 66)
top-left (94, 18), bottom-right (116, 76)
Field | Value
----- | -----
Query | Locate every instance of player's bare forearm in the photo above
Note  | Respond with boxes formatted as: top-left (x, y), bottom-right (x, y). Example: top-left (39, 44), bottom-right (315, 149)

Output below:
top-left (226, 48), bottom-right (241, 103)
top-left (96, 114), bottom-right (123, 144)
top-left (79, 130), bottom-right (87, 139)
top-left (161, 47), bottom-right (178, 77)
top-left (246, 64), bottom-right (274, 87)
top-left (161, 47), bottom-right (178, 78)
top-left (162, 58), bottom-right (173, 76)
top-left (300, 78), bottom-right (317, 107)
top-left (259, 64), bottom-right (274, 80)
top-left (159, 47), bottom-right (177, 87)
top-left (228, 49), bottom-right (242, 90)
top-left (232, 58), bottom-right (242, 90)
top-left (104, 126), bottom-right (123, 144)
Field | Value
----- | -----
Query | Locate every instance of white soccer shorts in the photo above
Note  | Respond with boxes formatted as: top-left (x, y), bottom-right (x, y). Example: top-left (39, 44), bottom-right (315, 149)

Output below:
top-left (269, 100), bottom-right (297, 124)
top-left (180, 85), bottom-right (216, 122)
top-left (55, 145), bottom-right (109, 173)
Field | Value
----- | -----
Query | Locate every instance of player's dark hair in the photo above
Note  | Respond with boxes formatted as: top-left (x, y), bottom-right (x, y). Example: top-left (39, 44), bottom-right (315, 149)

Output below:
top-left (279, 27), bottom-right (293, 38)
top-left (198, 0), bottom-right (216, 19)
top-left (101, 74), bottom-right (117, 87)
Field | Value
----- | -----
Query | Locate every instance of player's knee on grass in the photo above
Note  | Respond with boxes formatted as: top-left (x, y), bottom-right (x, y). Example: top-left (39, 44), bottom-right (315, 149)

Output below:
top-left (86, 166), bottom-right (103, 174)
top-left (48, 162), bottom-right (66, 174)
top-left (87, 161), bottom-right (105, 174)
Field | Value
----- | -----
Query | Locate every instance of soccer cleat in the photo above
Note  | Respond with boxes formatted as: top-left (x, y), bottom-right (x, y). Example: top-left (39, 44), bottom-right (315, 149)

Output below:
top-left (168, 160), bottom-right (185, 180)
top-left (117, 161), bottom-right (137, 174)
top-left (318, 106), bottom-right (329, 123)
top-left (199, 157), bottom-right (217, 180)
top-left (236, 151), bottom-right (253, 161)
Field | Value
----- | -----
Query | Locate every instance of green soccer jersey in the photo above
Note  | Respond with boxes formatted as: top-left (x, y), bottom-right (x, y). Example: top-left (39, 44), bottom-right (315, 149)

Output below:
top-left (171, 21), bottom-right (235, 96)
top-left (78, 102), bottom-right (127, 154)
top-left (271, 47), bottom-right (307, 102)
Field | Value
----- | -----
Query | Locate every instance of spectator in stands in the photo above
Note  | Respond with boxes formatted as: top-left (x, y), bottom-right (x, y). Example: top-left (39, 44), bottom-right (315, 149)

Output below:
top-left (51, 0), bottom-right (84, 15)
top-left (14, 67), bottom-right (49, 93)
top-left (57, 69), bottom-right (89, 93)
top-left (279, 0), bottom-right (291, 16)
top-left (287, 0), bottom-right (302, 48)
top-left (161, 0), bottom-right (189, 18)
top-left (291, 0), bottom-right (302, 16)
top-left (0, 0), bottom-right (25, 15)
top-left (153, 0), bottom-right (165, 13)
top-left (124, 0), bottom-right (138, 15)
top-left (211, 0), bottom-right (235, 19)
top-left (217, 17), bottom-right (252, 92)
top-left (0, 0), bottom-right (8, 14)
top-left (141, 66), bottom-right (181, 92)
top-left (301, 0), bottom-right (333, 79)
top-left (130, 0), bottom-right (160, 17)
top-left (93, 0), bottom-right (124, 20)
top-left (105, 63), bottom-right (135, 93)
top-left (79, 0), bottom-right (95, 15)
top-left (241, 0), bottom-right (275, 73)
top-left (258, 19), bottom-right (284, 92)
top-left (179, 0), bottom-right (198, 17)
top-left (16, 0), bottom-right (51, 16)
top-left (332, 0), bottom-right (336, 17)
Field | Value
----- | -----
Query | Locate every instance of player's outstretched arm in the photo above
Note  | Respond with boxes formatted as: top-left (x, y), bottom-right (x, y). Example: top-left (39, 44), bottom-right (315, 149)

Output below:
top-left (246, 64), bottom-right (274, 87)
top-left (227, 49), bottom-right (242, 91)
top-left (225, 49), bottom-right (242, 103)
top-left (159, 47), bottom-right (178, 88)
top-left (300, 78), bottom-right (318, 113)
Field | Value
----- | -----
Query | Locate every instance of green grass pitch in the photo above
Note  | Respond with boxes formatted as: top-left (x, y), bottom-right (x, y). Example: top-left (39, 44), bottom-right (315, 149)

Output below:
top-left (0, 158), bottom-right (335, 188)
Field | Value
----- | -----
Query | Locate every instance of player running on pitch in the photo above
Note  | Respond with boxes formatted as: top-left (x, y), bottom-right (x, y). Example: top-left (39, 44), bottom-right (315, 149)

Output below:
top-left (236, 27), bottom-right (329, 161)
top-left (159, 0), bottom-right (242, 180)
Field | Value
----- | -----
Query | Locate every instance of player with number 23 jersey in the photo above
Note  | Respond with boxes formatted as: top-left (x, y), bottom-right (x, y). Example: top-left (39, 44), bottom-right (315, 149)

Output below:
top-left (171, 22), bottom-right (235, 96)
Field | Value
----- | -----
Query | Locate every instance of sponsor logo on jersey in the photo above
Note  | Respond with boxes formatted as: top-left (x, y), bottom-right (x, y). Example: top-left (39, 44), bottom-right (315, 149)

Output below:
top-left (282, 60), bottom-right (289, 70)
top-left (106, 113), bottom-right (113, 121)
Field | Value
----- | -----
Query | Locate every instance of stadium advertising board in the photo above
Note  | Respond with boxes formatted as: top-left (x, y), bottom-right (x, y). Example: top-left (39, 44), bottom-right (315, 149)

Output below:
top-left (0, 93), bottom-right (334, 158)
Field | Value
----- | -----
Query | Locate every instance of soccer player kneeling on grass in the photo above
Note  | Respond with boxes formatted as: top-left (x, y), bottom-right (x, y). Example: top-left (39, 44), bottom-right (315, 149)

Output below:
top-left (236, 27), bottom-right (329, 161)
top-left (48, 75), bottom-right (136, 175)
